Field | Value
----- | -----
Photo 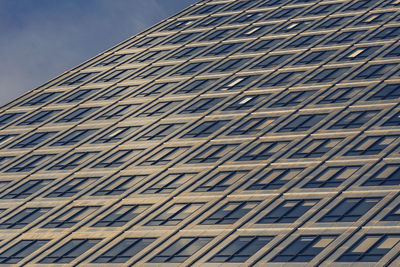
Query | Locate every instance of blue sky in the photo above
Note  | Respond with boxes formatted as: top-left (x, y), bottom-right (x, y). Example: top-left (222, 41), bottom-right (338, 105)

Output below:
top-left (0, 0), bottom-right (198, 106)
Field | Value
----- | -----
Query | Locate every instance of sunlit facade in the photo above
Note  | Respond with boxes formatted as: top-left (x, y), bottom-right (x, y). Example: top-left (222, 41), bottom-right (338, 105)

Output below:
top-left (0, 0), bottom-right (400, 265)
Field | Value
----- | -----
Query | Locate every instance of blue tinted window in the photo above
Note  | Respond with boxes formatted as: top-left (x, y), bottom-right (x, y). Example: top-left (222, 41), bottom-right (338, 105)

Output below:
top-left (257, 199), bottom-right (319, 224)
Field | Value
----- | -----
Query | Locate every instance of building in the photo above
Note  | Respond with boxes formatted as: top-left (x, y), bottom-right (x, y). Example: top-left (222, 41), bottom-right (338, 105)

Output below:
top-left (0, 0), bottom-right (399, 265)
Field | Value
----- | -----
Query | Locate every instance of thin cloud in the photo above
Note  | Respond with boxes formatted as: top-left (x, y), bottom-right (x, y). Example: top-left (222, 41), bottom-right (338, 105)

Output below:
top-left (0, 0), bottom-right (197, 106)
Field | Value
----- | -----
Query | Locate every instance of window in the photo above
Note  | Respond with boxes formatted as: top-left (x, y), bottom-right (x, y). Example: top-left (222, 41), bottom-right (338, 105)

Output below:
top-left (275, 20), bottom-right (314, 33)
top-left (336, 234), bottom-right (400, 262)
top-left (51, 129), bottom-right (97, 146)
top-left (92, 126), bottom-right (140, 143)
top-left (137, 82), bottom-right (178, 97)
top-left (0, 112), bottom-right (24, 126)
top-left (327, 30), bottom-right (367, 44)
top-left (187, 144), bottom-right (238, 164)
top-left (383, 203), bottom-right (400, 221)
top-left (352, 64), bottom-right (397, 80)
top-left (201, 201), bottom-right (260, 224)
top-left (362, 164), bottom-right (400, 186)
top-left (246, 168), bottom-right (304, 190)
top-left (22, 92), bottom-right (61, 106)
top-left (229, 117), bottom-right (277, 135)
top-left (173, 62), bottom-right (210, 76)
top-left (345, 135), bottom-right (400, 156)
top-left (290, 138), bottom-right (343, 158)
top-left (230, 12), bottom-right (264, 24)
top-left (93, 149), bottom-right (143, 168)
top-left (166, 32), bottom-right (199, 44)
top-left (279, 114), bottom-right (326, 132)
top-left (295, 50), bottom-right (335, 65)
top-left (59, 72), bottom-right (99, 86)
top-left (268, 7), bottom-right (301, 19)
top-left (2, 179), bottom-right (53, 199)
top-left (146, 203), bottom-right (203, 226)
top-left (169, 46), bottom-right (205, 59)
top-left (175, 78), bottom-right (218, 94)
top-left (224, 94), bottom-right (271, 111)
top-left (92, 175), bottom-right (147, 196)
top-left (45, 177), bottom-right (98, 197)
top-left (272, 235), bottom-right (337, 262)
top-left (55, 107), bottom-right (99, 123)
top-left (210, 236), bottom-right (273, 262)
top-left (133, 50), bottom-right (169, 62)
top-left (163, 19), bottom-right (196, 31)
top-left (330, 110), bottom-right (379, 129)
top-left (225, 1), bottom-right (256, 11)
top-left (211, 58), bottom-right (250, 73)
top-left (180, 98), bottom-right (223, 114)
top-left (303, 166), bottom-right (361, 188)
top-left (93, 204), bottom-right (150, 227)
top-left (237, 24), bottom-right (275, 37)
top-left (338, 46), bottom-right (381, 61)
top-left (205, 43), bottom-right (243, 56)
top-left (196, 15), bottom-right (230, 27)
top-left (0, 240), bottom-right (49, 264)
top-left (95, 86), bottom-right (136, 100)
top-left (40, 239), bottom-right (102, 263)
top-left (201, 28), bottom-right (236, 41)
top-left (92, 238), bottom-right (156, 263)
top-left (305, 3), bottom-right (341, 15)
top-left (0, 207), bottom-right (52, 229)
top-left (140, 146), bottom-right (190, 166)
top-left (383, 111), bottom-right (400, 126)
top-left (260, 71), bottom-right (305, 87)
top-left (150, 237), bottom-right (213, 263)
top-left (217, 75), bottom-right (260, 91)
top-left (343, 0), bottom-right (378, 11)
top-left (257, 0), bottom-right (286, 7)
top-left (193, 170), bottom-right (249, 192)
top-left (94, 53), bottom-right (133, 66)
top-left (18, 110), bottom-right (60, 125)
top-left (183, 121), bottom-right (229, 138)
top-left (95, 104), bottom-right (139, 120)
top-left (49, 151), bottom-right (99, 170)
top-left (319, 197), bottom-right (381, 222)
top-left (318, 87), bottom-right (365, 104)
top-left (382, 0), bottom-right (400, 7)
top-left (0, 156), bottom-right (16, 170)
top-left (11, 132), bottom-right (57, 148)
top-left (284, 35), bottom-right (323, 48)
top-left (305, 67), bottom-right (350, 83)
top-left (245, 39), bottom-right (284, 52)
top-left (237, 141), bottom-right (290, 161)
top-left (316, 16), bottom-right (351, 29)
top-left (143, 173), bottom-right (196, 194)
top-left (368, 84), bottom-right (400, 100)
top-left (57, 88), bottom-right (98, 103)
top-left (383, 44), bottom-right (400, 58)
top-left (43, 206), bottom-right (99, 228)
top-left (257, 199), bottom-right (319, 223)
top-left (137, 101), bottom-right (181, 117)
top-left (251, 54), bottom-right (293, 69)
top-left (136, 65), bottom-right (173, 79)
top-left (95, 69), bottom-right (136, 83)
top-left (370, 27), bottom-right (400, 40)
top-left (6, 154), bottom-right (55, 173)
top-left (138, 124), bottom-right (184, 140)
top-left (0, 134), bottom-right (17, 147)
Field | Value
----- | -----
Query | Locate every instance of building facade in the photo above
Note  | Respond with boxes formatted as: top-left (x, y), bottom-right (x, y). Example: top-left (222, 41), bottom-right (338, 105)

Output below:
top-left (0, 0), bottom-right (400, 265)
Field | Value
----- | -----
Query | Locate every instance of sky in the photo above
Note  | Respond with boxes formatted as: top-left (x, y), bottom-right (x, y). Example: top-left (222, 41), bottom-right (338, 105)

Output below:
top-left (0, 0), bottom-right (198, 106)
